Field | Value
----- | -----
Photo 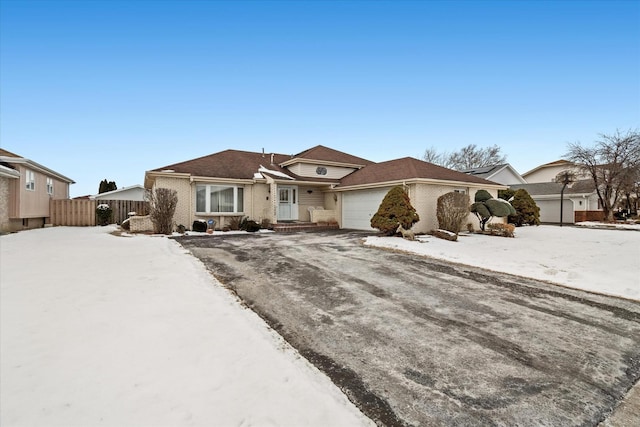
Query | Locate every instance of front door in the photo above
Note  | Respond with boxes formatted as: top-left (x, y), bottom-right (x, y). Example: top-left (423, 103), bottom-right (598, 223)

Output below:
top-left (278, 186), bottom-right (298, 221)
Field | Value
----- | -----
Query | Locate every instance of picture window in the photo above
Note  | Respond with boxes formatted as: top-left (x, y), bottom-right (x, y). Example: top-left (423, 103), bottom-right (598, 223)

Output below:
top-left (196, 184), bottom-right (244, 213)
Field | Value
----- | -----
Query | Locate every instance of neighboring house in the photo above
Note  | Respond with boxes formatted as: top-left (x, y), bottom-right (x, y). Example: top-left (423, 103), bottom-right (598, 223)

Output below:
top-left (521, 159), bottom-right (588, 183)
top-left (518, 159), bottom-right (602, 224)
top-left (90, 184), bottom-right (146, 201)
top-left (0, 164), bottom-right (22, 233)
top-left (511, 179), bottom-right (601, 224)
top-left (460, 163), bottom-right (527, 185)
top-left (0, 148), bottom-right (75, 232)
top-left (144, 145), bottom-right (504, 233)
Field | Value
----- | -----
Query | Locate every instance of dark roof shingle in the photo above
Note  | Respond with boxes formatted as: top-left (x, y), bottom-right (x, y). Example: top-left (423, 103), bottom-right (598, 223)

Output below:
top-left (338, 157), bottom-right (500, 187)
top-left (292, 145), bottom-right (373, 166)
top-left (152, 149), bottom-right (294, 180)
top-left (511, 179), bottom-right (596, 195)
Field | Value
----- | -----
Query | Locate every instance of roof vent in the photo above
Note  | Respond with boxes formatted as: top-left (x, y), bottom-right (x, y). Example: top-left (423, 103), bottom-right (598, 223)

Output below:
top-left (160, 169), bottom-right (175, 173)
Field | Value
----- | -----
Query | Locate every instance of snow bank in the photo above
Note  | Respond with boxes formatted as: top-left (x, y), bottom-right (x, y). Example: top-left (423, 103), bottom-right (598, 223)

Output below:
top-left (0, 226), bottom-right (373, 427)
top-left (365, 225), bottom-right (640, 301)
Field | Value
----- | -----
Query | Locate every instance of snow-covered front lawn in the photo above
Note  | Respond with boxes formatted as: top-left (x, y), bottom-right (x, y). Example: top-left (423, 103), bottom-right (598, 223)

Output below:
top-left (365, 225), bottom-right (640, 301)
top-left (0, 226), bottom-right (373, 427)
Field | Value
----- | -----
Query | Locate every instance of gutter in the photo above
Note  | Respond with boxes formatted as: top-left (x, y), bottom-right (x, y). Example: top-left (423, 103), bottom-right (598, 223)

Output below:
top-left (0, 156), bottom-right (75, 183)
top-left (332, 178), bottom-right (507, 192)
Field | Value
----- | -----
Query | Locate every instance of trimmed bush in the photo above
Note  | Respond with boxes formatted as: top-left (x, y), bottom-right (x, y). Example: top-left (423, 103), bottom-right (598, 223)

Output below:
top-left (148, 188), bottom-right (178, 235)
top-left (437, 192), bottom-right (470, 234)
top-left (242, 220), bottom-right (261, 232)
top-left (475, 189), bottom-right (493, 202)
top-left (192, 220), bottom-right (207, 232)
top-left (370, 186), bottom-right (419, 235)
top-left (96, 204), bottom-right (112, 226)
top-left (485, 198), bottom-right (514, 217)
top-left (120, 217), bottom-right (130, 230)
top-left (470, 190), bottom-right (516, 231)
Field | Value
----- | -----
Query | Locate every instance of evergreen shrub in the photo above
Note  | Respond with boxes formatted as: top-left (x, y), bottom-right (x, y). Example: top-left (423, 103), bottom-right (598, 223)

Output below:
top-left (242, 220), bottom-right (261, 232)
top-left (370, 186), bottom-right (419, 235)
top-left (470, 190), bottom-right (516, 231)
top-left (509, 189), bottom-right (540, 226)
top-left (96, 204), bottom-right (112, 226)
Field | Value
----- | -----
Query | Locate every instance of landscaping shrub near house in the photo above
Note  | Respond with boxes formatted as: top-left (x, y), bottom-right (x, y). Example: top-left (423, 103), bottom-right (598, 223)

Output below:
top-left (437, 192), bottom-right (470, 234)
top-left (96, 204), bottom-right (112, 226)
top-left (228, 216), bottom-right (244, 231)
top-left (371, 186), bottom-right (419, 236)
top-left (192, 220), bottom-right (207, 232)
top-left (499, 188), bottom-right (540, 226)
top-left (241, 219), bottom-right (261, 232)
top-left (148, 188), bottom-right (178, 235)
top-left (487, 223), bottom-right (515, 237)
top-left (120, 218), bottom-right (130, 230)
top-left (470, 190), bottom-right (516, 231)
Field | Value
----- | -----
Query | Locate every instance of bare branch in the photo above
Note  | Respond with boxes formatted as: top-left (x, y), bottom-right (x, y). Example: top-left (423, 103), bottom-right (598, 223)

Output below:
top-left (564, 129), bottom-right (640, 221)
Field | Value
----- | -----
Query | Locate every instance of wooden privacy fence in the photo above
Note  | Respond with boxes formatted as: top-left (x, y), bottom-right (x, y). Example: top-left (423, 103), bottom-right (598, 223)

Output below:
top-left (574, 210), bottom-right (605, 222)
top-left (50, 199), bottom-right (150, 226)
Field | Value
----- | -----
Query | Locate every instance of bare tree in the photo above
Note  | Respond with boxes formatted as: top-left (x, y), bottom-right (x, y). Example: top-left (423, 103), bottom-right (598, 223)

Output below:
top-left (423, 147), bottom-right (453, 168)
top-left (422, 144), bottom-right (506, 170)
top-left (565, 129), bottom-right (640, 222)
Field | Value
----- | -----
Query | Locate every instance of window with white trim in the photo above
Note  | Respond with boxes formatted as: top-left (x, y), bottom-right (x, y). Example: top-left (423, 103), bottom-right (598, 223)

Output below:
top-left (46, 177), bottom-right (54, 195)
top-left (196, 184), bottom-right (244, 213)
top-left (25, 169), bottom-right (35, 191)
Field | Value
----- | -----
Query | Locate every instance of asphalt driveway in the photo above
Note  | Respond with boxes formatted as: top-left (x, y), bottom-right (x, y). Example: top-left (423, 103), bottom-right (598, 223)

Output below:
top-left (176, 231), bottom-right (640, 427)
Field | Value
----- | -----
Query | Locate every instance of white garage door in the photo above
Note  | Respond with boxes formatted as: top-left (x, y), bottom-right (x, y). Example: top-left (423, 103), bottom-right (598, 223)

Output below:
top-left (536, 199), bottom-right (574, 224)
top-left (342, 188), bottom-right (391, 230)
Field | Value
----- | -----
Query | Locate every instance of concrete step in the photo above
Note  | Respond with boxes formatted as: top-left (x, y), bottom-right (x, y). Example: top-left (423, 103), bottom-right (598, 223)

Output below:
top-left (272, 222), bottom-right (339, 233)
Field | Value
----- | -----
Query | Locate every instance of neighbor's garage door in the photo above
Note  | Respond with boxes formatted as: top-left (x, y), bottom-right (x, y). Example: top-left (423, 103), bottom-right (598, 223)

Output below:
top-left (342, 188), bottom-right (391, 230)
top-left (536, 199), bottom-right (574, 224)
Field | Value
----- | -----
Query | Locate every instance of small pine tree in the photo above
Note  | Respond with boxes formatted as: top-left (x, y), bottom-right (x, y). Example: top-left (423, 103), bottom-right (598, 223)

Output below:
top-left (509, 189), bottom-right (540, 226)
top-left (370, 186), bottom-right (419, 235)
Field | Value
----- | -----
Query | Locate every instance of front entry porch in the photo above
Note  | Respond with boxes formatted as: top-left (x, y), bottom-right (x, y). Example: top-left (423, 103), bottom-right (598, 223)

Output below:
top-left (271, 221), bottom-right (340, 233)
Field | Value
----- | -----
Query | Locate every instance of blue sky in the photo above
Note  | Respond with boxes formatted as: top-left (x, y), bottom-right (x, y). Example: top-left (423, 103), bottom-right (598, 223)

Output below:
top-left (1, 0), bottom-right (638, 197)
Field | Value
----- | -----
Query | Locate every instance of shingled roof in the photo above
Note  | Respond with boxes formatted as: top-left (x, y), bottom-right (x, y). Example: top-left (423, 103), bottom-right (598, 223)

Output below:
top-left (290, 145), bottom-right (373, 166)
top-left (338, 157), bottom-right (500, 187)
top-left (511, 179), bottom-right (596, 196)
top-left (150, 146), bottom-right (375, 182)
top-left (151, 149), bottom-right (295, 180)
